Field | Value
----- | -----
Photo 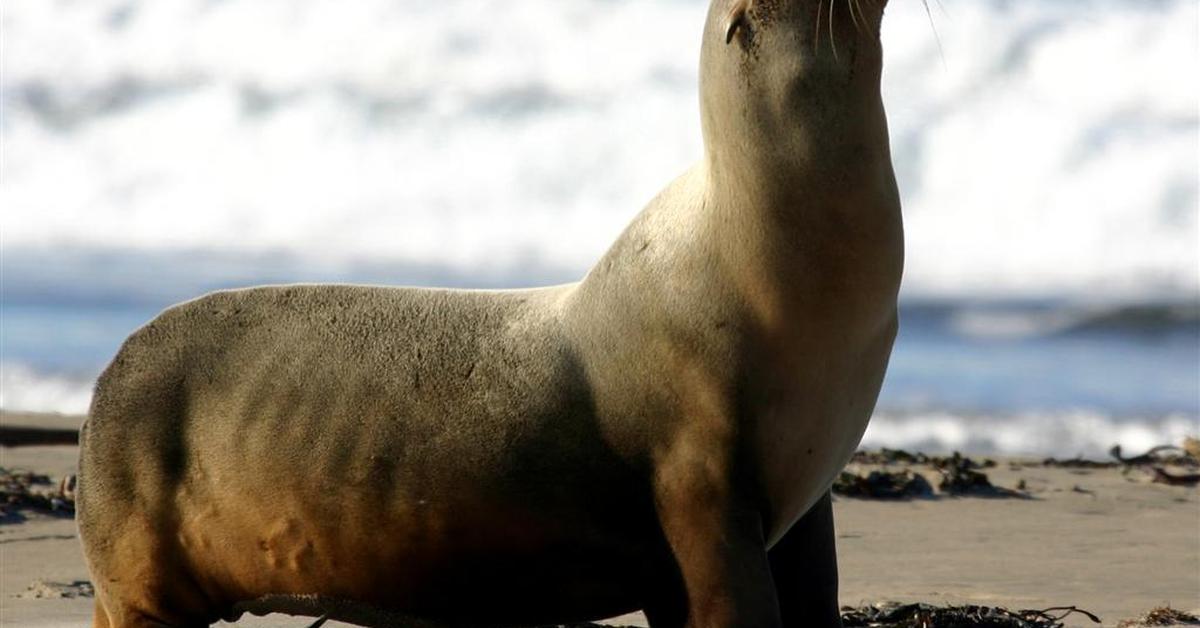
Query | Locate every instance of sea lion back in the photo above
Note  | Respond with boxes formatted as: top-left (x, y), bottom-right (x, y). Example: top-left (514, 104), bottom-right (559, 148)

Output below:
top-left (76, 283), bottom-right (622, 625)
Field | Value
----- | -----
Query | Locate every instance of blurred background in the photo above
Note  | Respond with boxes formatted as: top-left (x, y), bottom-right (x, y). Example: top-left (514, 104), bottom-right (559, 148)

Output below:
top-left (1, 0), bottom-right (1196, 457)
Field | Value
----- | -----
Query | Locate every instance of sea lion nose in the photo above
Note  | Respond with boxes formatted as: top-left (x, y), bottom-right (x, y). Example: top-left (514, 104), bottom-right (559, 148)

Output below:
top-left (725, 0), bottom-right (751, 45)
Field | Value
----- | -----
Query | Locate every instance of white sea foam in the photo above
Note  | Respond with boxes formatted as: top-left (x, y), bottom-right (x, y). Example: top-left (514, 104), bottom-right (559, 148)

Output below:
top-left (0, 364), bottom-right (94, 416)
top-left (2, 0), bottom-right (1196, 300)
top-left (2, 361), bottom-right (1194, 458)
top-left (863, 410), bottom-right (1199, 458)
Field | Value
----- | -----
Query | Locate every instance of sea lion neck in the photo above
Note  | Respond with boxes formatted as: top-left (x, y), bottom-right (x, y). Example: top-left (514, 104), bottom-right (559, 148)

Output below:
top-left (698, 0), bottom-right (894, 211)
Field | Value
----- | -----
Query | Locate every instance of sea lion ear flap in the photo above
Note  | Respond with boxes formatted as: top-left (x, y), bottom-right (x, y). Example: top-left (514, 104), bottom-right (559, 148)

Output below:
top-left (725, 0), bottom-right (750, 45)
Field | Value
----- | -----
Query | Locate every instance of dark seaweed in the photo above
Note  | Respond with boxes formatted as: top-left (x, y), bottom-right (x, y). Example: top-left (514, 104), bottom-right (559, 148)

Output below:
top-left (849, 449), bottom-right (995, 469)
top-left (936, 453), bottom-right (1026, 498)
top-left (842, 451), bottom-right (1021, 499)
top-left (833, 469), bottom-right (935, 499)
top-left (1118, 607), bottom-right (1200, 627)
top-left (841, 602), bottom-right (1100, 628)
top-left (1039, 457), bottom-right (1119, 469)
top-left (0, 468), bottom-right (75, 523)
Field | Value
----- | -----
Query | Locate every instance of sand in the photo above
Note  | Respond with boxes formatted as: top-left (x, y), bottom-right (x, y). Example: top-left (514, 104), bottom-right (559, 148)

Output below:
top-left (1, 413), bottom-right (1197, 627)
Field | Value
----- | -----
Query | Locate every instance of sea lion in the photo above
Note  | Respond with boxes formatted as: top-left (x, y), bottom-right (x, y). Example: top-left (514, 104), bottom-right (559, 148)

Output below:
top-left (77, 0), bottom-right (903, 626)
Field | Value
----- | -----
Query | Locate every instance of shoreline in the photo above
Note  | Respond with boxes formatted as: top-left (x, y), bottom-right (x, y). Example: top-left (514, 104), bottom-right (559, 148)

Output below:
top-left (0, 412), bottom-right (83, 448)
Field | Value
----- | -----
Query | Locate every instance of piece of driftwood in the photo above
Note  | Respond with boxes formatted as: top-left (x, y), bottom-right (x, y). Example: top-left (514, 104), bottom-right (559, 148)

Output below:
top-left (1110, 445), bottom-right (1199, 468)
top-left (1150, 467), bottom-right (1200, 487)
top-left (1103, 443), bottom-right (1200, 487)
top-left (1039, 441), bottom-right (1200, 470)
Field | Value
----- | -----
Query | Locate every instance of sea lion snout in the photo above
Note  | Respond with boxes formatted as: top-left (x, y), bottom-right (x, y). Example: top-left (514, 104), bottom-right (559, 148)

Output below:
top-left (724, 0), bottom-right (887, 48)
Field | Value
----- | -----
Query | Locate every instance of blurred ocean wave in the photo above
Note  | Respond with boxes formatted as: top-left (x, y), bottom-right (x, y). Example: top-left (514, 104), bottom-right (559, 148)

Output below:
top-left (2, 293), bottom-right (1196, 444)
top-left (0, 246), bottom-right (576, 308)
top-left (2, 0), bottom-right (1196, 299)
top-left (0, 364), bottom-right (94, 417)
top-left (933, 301), bottom-right (1200, 341)
top-left (1, 0), bottom-right (1196, 446)
top-left (1, 358), bottom-right (1191, 459)
top-left (862, 410), bottom-right (1198, 458)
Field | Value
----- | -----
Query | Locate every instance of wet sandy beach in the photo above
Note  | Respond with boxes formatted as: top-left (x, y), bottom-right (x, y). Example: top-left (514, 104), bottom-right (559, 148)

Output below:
top-left (2, 413), bottom-right (1197, 627)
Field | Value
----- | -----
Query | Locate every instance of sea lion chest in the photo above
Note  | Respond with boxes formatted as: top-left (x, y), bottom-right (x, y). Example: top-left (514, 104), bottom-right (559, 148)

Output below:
top-left (750, 311), bottom-right (897, 546)
top-left (737, 221), bottom-right (902, 546)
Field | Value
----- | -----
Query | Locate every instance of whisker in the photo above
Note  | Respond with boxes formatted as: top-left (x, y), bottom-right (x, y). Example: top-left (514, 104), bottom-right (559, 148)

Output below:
top-left (857, 0), bottom-right (872, 34)
top-left (921, 0), bottom-right (947, 69)
top-left (847, 0), bottom-right (864, 34)
top-left (814, 0), bottom-right (824, 55)
top-left (828, 0), bottom-right (840, 61)
top-left (857, 0), bottom-right (880, 38)
top-left (934, 0), bottom-right (951, 20)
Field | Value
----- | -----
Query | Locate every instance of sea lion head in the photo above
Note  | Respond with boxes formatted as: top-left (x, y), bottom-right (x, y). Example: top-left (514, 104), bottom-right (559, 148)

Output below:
top-left (699, 0), bottom-right (893, 185)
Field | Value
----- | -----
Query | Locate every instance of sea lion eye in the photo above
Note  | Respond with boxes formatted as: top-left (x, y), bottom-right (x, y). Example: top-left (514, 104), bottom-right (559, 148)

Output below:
top-left (725, 1), bottom-right (751, 45)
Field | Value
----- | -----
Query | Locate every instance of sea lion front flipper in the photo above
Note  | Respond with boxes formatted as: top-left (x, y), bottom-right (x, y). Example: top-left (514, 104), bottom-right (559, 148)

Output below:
top-left (768, 491), bottom-right (843, 628)
top-left (653, 437), bottom-right (783, 627)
